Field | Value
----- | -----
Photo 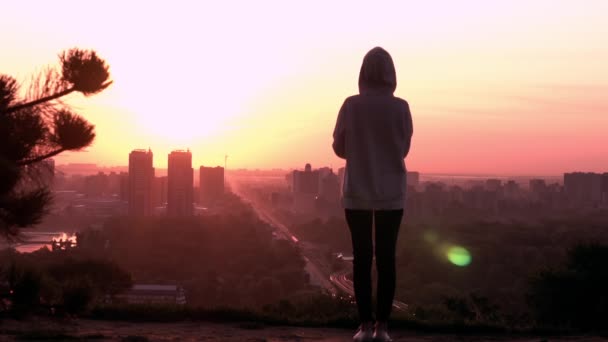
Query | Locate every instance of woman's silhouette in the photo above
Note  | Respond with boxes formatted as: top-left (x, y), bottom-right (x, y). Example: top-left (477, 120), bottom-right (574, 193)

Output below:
top-left (332, 47), bottom-right (413, 342)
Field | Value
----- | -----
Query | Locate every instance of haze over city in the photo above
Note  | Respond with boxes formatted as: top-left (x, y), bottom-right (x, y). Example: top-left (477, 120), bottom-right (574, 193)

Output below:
top-left (2, 1), bottom-right (608, 174)
top-left (5, 1), bottom-right (608, 340)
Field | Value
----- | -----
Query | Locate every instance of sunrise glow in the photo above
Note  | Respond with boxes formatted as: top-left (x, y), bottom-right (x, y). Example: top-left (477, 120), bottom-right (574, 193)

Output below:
top-left (2, 1), bottom-right (607, 173)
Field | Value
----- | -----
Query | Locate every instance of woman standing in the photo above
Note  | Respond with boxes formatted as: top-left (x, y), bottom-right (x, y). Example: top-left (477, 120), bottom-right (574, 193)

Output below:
top-left (332, 47), bottom-right (413, 342)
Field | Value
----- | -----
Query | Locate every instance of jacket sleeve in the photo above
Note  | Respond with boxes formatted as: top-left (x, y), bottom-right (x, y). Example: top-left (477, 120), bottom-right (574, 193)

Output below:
top-left (332, 100), bottom-right (347, 159)
top-left (403, 101), bottom-right (413, 158)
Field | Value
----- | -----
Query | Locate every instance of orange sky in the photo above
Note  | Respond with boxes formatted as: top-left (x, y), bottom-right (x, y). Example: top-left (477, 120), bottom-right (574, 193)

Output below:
top-left (2, 1), bottom-right (607, 175)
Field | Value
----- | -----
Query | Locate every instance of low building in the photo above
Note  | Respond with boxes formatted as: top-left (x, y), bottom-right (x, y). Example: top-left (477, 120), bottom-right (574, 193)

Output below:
top-left (116, 284), bottom-right (186, 305)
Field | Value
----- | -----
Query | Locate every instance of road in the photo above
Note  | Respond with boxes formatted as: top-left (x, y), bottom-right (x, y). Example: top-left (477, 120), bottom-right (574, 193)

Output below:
top-left (227, 177), bottom-right (336, 294)
top-left (330, 271), bottom-right (409, 311)
top-left (227, 176), bottom-right (408, 311)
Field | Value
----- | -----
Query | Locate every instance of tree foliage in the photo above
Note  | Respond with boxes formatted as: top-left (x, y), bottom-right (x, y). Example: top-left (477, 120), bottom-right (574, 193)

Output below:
top-left (1, 253), bottom-right (132, 316)
top-left (0, 48), bottom-right (111, 240)
top-left (527, 243), bottom-right (608, 329)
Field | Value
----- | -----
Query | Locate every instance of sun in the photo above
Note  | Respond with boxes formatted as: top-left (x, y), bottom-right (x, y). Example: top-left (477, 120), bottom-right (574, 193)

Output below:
top-left (111, 77), bottom-right (243, 147)
top-left (140, 108), bottom-right (227, 145)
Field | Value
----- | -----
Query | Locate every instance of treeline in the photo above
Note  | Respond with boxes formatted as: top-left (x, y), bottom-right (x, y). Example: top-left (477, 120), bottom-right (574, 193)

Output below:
top-left (293, 213), bottom-right (608, 329)
top-left (98, 212), bottom-right (312, 307)
top-left (0, 252), bottom-right (132, 316)
top-left (1, 193), bottom-right (315, 316)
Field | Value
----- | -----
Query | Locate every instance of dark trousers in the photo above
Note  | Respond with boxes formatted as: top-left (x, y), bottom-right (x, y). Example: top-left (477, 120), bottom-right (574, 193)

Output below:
top-left (345, 209), bottom-right (403, 322)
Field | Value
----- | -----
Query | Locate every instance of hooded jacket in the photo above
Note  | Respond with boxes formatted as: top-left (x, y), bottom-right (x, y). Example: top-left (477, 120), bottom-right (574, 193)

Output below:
top-left (332, 47), bottom-right (413, 210)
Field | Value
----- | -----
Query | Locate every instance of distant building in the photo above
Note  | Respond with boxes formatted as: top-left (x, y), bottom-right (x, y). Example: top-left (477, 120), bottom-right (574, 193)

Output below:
top-left (116, 284), bottom-right (186, 305)
top-left (39, 158), bottom-right (55, 188)
top-left (128, 149), bottom-right (154, 216)
top-left (485, 179), bottom-right (502, 192)
top-left (564, 172), bottom-right (603, 207)
top-left (285, 172), bottom-right (294, 191)
top-left (529, 179), bottom-right (547, 202)
top-left (83, 172), bottom-right (109, 198)
top-left (338, 167), bottom-right (345, 194)
top-left (199, 166), bottom-right (224, 205)
top-left (448, 185), bottom-right (465, 204)
top-left (407, 171), bottom-right (420, 189)
top-left (602, 173), bottom-right (608, 205)
top-left (106, 172), bottom-right (122, 197)
top-left (167, 150), bottom-right (193, 216)
top-left (423, 182), bottom-right (447, 214)
top-left (504, 180), bottom-right (521, 199)
top-left (318, 167), bottom-right (333, 180)
top-left (152, 176), bottom-right (168, 207)
top-left (319, 170), bottom-right (341, 204)
top-left (292, 163), bottom-right (320, 194)
top-left (119, 172), bottom-right (129, 202)
top-left (292, 163), bottom-right (320, 213)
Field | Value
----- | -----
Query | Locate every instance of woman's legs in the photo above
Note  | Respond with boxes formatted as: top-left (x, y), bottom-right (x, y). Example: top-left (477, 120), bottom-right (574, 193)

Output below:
top-left (374, 209), bottom-right (403, 322)
top-left (345, 209), bottom-right (374, 323)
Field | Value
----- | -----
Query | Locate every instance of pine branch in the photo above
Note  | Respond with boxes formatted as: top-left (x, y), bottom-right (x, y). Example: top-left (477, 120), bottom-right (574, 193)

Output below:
top-left (16, 148), bottom-right (66, 166)
top-left (5, 87), bottom-right (75, 114)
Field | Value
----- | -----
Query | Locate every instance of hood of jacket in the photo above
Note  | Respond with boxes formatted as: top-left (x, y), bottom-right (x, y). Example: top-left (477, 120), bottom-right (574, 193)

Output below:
top-left (358, 47), bottom-right (397, 95)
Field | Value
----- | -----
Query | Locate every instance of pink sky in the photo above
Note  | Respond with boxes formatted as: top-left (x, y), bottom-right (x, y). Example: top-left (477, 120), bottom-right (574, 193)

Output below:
top-left (1, 1), bottom-right (607, 175)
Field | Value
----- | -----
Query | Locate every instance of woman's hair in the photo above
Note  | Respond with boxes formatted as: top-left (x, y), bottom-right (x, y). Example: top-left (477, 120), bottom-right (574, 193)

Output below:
top-left (358, 47), bottom-right (397, 94)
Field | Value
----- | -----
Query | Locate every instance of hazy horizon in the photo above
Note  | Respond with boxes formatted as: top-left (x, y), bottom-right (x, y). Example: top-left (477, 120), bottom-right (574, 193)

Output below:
top-left (2, 1), bottom-right (608, 174)
top-left (54, 162), bottom-right (573, 179)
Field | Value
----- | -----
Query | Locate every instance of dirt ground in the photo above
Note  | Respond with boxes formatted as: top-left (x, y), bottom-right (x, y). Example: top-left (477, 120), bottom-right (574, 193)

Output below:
top-left (0, 319), bottom-right (605, 341)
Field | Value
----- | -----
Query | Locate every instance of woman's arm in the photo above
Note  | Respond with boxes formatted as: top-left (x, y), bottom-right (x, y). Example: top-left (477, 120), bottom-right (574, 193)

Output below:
top-left (403, 102), bottom-right (413, 158)
top-left (332, 100), bottom-right (347, 159)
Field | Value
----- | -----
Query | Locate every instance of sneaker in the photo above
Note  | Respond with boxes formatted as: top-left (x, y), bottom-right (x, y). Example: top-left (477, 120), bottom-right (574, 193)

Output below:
top-left (353, 322), bottom-right (374, 342)
top-left (373, 321), bottom-right (392, 342)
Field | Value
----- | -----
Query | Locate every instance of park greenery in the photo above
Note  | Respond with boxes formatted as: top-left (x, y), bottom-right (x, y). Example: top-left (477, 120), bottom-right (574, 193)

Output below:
top-left (291, 212), bottom-right (608, 330)
top-left (1, 193), bottom-right (314, 318)
top-left (3, 202), bottom-right (608, 331)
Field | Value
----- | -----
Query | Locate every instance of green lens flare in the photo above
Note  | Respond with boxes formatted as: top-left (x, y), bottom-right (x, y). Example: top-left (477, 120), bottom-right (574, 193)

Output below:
top-left (423, 231), bottom-right (438, 243)
top-left (446, 246), bottom-right (472, 266)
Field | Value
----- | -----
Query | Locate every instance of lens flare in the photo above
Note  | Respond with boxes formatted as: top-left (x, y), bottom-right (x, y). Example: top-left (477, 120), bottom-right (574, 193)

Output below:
top-left (423, 230), bottom-right (438, 243)
top-left (446, 246), bottom-right (472, 266)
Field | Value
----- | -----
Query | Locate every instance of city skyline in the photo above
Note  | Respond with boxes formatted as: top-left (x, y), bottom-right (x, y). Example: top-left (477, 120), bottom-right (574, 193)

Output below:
top-left (2, 1), bottom-right (608, 174)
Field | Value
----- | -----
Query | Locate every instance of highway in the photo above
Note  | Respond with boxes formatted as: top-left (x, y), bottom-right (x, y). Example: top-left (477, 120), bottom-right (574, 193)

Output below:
top-left (227, 176), bottom-right (408, 311)
top-left (227, 177), bottom-right (336, 294)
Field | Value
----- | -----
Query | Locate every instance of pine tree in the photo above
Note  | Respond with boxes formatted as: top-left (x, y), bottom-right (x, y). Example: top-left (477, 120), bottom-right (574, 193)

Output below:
top-left (0, 48), bottom-right (112, 240)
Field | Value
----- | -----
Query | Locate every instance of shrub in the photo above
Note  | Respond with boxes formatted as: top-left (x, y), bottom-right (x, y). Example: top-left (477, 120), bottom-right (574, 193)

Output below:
top-left (527, 243), bottom-right (608, 330)
top-left (62, 277), bottom-right (96, 314)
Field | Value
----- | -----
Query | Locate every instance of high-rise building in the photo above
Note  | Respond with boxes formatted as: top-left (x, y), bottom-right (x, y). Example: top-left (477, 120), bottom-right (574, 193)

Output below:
top-left (564, 172), bottom-right (603, 207)
top-left (167, 150), bottom-right (193, 216)
top-left (128, 149), bottom-right (154, 216)
top-left (199, 166), bottom-right (224, 205)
